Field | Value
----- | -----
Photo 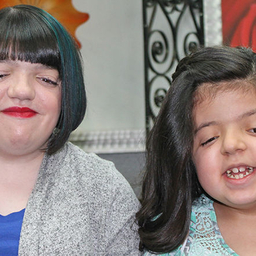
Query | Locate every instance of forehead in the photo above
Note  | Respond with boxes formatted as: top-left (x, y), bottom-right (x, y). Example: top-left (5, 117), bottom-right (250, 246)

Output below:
top-left (192, 81), bottom-right (256, 128)
top-left (193, 80), bottom-right (256, 107)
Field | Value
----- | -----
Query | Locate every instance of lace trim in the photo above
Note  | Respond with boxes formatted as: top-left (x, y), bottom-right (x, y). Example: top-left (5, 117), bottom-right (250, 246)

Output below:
top-left (180, 195), bottom-right (238, 255)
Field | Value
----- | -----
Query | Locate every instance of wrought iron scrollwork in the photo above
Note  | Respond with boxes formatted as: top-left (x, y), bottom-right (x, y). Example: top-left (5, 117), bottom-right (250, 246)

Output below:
top-left (143, 0), bottom-right (204, 133)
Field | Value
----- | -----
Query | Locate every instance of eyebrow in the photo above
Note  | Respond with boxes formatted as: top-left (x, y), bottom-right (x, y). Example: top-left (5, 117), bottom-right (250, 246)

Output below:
top-left (194, 121), bottom-right (218, 135)
top-left (194, 108), bottom-right (256, 135)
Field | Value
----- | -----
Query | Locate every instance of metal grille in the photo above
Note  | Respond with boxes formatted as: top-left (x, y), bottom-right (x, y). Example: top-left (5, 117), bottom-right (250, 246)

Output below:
top-left (143, 0), bottom-right (204, 133)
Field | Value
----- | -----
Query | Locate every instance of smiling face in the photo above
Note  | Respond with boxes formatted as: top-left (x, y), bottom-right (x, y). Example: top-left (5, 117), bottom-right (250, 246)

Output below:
top-left (0, 60), bottom-right (61, 158)
top-left (192, 81), bottom-right (256, 210)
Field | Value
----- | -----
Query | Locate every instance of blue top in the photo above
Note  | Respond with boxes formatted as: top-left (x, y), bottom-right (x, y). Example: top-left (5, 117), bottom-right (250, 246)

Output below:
top-left (0, 209), bottom-right (25, 256)
top-left (144, 195), bottom-right (239, 255)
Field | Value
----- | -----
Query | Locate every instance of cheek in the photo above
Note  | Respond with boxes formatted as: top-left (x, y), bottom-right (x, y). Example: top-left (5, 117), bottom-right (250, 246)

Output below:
top-left (41, 90), bottom-right (61, 114)
top-left (0, 88), bottom-right (6, 101)
top-left (193, 151), bottom-right (214, 184)
top-left (56, 94), bottom-right (62, 114)
top-left (56, 88), bottom-right (62, 110)
top-left (195, 166), bottom-right (215, 196)
top-left (194, 151), bottom-right (221, 195)
top-left (192, 154), bottom-right (203, 182)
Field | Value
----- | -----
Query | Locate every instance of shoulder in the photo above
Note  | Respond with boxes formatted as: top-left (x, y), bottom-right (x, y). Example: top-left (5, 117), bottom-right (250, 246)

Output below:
top-left (178, 195), bottom-right (217, 254)
top-left (191, 194), bottom-right (216, 224)
top-left (47, 142), bottom-right (126, 185)
top-left (50, 142), bottom-right (116, 172)
top-left (23, 143), bottom-right (140, 255)
top-left (158, 195), bottom-right (215, 255)
top-left (42, 142), bottom-right (139, 207)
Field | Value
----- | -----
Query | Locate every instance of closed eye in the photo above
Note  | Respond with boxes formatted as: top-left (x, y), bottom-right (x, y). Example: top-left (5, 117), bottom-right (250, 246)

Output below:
top-left (201, 136), bottom-right (218, 146)
top-left (0, 73), bottom-right (9, 79)
top-left (38, 77), bottom-right (58, 86)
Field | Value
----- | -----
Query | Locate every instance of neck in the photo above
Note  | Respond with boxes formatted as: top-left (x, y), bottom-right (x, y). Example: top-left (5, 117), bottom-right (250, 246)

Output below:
top-left (0, 151), bottom-right (45, 216)
top-left (214, 201), bottom-right (256, 256)
top-left (0, 148), bottom-right (44, 171)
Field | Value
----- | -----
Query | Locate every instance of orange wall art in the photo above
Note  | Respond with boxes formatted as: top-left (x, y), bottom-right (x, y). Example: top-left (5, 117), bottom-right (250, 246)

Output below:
top-left (222, 0), bottom-right (256, 51)
top-left (0, 0), bottom-right (89, 48)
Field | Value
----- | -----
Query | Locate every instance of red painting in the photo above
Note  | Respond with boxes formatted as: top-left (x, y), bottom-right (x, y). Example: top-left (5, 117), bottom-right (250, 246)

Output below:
top-left (222, 0), bottom-right (256, 51)
top-left (0, 0), bottom-right (89, 48)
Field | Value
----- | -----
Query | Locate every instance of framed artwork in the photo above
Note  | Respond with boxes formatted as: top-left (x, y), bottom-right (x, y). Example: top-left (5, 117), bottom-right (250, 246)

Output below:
top-left (222, 0), bottom-right (256, 51)
top-left (0, 0), bottom-right (89, 48)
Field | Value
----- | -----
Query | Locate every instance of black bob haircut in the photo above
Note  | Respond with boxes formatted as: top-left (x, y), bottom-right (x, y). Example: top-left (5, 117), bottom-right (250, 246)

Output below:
top-left (0, 4), bottom-right (86, 154)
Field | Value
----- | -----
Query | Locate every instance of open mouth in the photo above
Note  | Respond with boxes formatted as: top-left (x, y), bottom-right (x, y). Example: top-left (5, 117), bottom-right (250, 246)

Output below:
top-left (226, 167), bottom-right (254, 179)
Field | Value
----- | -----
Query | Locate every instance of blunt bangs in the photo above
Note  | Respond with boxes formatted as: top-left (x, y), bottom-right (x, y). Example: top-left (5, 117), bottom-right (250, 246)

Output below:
top-left (0, 8), bottom-right (60, 72)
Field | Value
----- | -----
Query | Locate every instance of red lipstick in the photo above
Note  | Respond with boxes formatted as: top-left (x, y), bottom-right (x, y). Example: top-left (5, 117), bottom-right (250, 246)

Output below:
top-left (2, 107), bottom-right (37, 118)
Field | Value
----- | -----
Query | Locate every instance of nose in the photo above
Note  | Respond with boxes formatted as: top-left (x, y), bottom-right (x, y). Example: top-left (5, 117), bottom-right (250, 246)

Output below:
top-left (220, 128), bottom-right (247, 155)
top-left (7, 74), bottom-right (36, 101)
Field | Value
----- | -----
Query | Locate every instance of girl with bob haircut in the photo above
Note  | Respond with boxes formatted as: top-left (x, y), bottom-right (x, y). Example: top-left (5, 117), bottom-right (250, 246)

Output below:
top-left (137, 46), bottom-right (256, 255)
top-left (0, 4), bottom-right (85, 155)
top-left (0, 4), bottom-right (140, 255)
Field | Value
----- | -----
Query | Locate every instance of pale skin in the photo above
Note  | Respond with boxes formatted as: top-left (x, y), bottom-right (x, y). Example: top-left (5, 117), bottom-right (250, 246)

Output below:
top-left (0, 60), bottom-right (61, 216)
top-left (192, 81), bottom-right (256, 256)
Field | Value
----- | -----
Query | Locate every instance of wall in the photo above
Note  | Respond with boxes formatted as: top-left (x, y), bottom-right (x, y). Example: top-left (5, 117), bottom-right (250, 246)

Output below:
top-left (68, 0), bottom-right (146, 195)
top-left (71, 0), bottom-right (145, 154)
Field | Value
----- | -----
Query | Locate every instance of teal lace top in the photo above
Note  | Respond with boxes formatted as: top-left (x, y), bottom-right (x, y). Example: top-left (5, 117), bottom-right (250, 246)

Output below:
top-left (143, 195), bottom-right (239, 256)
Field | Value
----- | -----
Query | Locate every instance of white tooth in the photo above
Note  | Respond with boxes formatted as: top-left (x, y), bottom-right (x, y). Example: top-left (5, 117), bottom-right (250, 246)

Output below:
top-left (235, 175), bottom-right (239, 179)
top-left (239, 167), bottom-right (245, 172)
top-left (232, 168), bottom-right (239, 173)
top-left (227, 170), bottom-right (231, 174)
top-left (239, 174), bottom-right (244, 178)
top-left (246, 171), bottom-right (249, 175)
top-left (247, 167), bottom-right (253, 171)
top-left (231, 175), bottom-right (235, 178)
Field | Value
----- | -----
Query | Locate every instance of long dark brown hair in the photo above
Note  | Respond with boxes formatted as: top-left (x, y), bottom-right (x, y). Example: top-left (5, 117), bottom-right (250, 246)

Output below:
top-left (137, 46), bottom-right (256, 253)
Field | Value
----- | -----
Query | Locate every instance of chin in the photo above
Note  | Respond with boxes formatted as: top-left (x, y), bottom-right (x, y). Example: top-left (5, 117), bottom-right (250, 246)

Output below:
top-left (226, 197), bottom-right (256, 210)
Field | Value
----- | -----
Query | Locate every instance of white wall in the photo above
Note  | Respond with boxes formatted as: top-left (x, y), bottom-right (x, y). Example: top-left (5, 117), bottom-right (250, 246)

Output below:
top-left (70, 0), bottom-right (145, 153)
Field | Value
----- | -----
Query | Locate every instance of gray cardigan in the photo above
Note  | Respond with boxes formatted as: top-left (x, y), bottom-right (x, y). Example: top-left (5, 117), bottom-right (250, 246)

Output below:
top-left (18, 142), bottom-right (141, 255)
